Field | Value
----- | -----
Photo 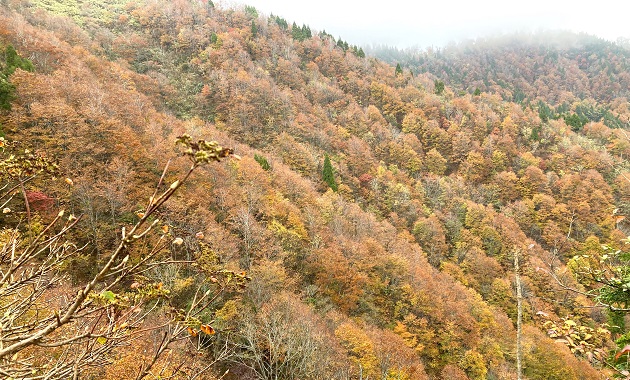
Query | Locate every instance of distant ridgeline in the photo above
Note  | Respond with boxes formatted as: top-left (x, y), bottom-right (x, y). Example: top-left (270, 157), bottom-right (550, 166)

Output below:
top-left (368, 32), bottom-right (630, 129)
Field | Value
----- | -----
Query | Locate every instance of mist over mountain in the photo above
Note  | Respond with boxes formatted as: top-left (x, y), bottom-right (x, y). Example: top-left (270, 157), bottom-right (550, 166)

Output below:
top-left (238, 0), bottom-right (630, 49)
top-left (368, 31), bottom-right (630, 106)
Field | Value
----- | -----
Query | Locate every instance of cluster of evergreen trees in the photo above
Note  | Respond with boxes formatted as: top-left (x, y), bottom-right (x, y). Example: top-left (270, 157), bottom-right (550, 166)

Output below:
top-left (0, 45), bottom-right (33, 110)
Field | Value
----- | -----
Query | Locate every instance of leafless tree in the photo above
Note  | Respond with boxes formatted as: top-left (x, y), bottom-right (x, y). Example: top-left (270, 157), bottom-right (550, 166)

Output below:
top-left (0, 135), bottom-right (246, 379)
top-left (234, 293), bottom-right (329, 380)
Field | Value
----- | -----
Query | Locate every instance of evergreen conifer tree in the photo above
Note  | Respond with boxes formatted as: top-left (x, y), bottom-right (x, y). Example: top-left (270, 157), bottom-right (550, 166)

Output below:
top-left (0, 45), bottom-right (33, 110)
top-left (291, 22), bottom-right (302, 40)
top-left (434, 79), bottom-right (445, 95)
top-left (322, 154), bottom-right (338, 192)
top-left (302, 24), bottom-right (312, 39)
top-left (254, 154), bottom-right (271, 171)
top-left (251, 20), bottom-right (258, 38)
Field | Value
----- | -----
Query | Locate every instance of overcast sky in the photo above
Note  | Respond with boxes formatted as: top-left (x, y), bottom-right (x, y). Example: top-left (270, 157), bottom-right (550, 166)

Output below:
top-left (228, 0), bottom-right (630, 49)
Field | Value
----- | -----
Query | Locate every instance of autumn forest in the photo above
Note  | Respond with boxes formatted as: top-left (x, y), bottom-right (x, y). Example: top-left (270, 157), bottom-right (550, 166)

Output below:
top-left (2, 0), bottom-right (630, 379)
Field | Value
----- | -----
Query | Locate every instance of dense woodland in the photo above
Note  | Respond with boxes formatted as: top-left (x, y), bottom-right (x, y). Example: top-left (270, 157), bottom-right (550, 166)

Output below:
top-left (2, 0), bottom-right (630, 379)
top-left (369, 32), bottom-right (630, 126)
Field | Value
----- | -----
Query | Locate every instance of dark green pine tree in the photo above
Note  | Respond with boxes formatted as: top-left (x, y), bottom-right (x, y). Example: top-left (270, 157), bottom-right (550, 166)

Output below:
top-left (254, 154), bottom-right (271, 171)
top-left (301, 24), bottom-right (312, 39)
top-left (251, 20), bottom-right (258, 38)
top-left (322, 154), bottom-right (338, 192)
top-left (291, 22), bottom-right (303, 41)
top-left (0, 45), bottom-right (34, 111)
top-left (395, 63), bottom-right (403, 76)
top-left (0, 74), bottom-right (13, 111)
top-left (3, 45), bottom-right (34, 76)
top-left (337, 38), bottom-right (345, 50)
top-left (434, 79), bottom-right (445, 95)
top-left (244, 5), bottom-right (258, 18)
top-left (272, 14), bottom-right (288, 29)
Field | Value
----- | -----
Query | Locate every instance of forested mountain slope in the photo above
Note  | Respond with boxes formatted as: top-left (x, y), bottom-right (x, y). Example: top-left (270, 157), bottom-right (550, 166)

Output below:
top-left (1, 1), bottom-right (630, 379)
top-left (370, 32), bottom-right (630, 104)
top-left (370, 32), bottom-right (630, 131)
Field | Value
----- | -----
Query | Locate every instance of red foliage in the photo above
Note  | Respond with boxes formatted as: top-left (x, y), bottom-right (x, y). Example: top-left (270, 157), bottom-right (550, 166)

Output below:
top-left (25, 190), bottom-right (55, 211)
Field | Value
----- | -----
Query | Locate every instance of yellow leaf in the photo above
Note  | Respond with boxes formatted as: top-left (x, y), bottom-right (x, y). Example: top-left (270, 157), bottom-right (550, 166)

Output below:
top-left (583, 333), bottom-right (593, 341)
top-left (564, 319), bottom-right (577, 327)
top-left (114, 322), bottom-right (129, 332)
top-left (97, 336), bottom-right (107, 345)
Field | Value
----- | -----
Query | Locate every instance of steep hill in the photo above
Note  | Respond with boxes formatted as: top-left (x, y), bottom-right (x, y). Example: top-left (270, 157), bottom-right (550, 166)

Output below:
top-left (1, 1), bottom-right (629, 379)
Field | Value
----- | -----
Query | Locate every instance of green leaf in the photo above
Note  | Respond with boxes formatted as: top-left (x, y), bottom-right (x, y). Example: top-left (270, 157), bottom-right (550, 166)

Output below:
top-left (102, 290), bottom-right (115, 302)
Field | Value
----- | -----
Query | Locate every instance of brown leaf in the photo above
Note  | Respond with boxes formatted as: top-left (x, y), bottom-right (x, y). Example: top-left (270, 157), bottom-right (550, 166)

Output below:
top-left (615, 345), bottom-right (630, 360)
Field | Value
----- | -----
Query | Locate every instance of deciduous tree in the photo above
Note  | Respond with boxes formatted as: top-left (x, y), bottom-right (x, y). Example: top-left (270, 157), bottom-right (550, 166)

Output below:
top-left (0, 136), bottom-right (245, 379)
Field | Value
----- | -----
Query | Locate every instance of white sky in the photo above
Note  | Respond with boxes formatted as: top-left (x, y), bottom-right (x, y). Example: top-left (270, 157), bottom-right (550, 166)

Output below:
top-left (228, 0), bottom-right (630, 48)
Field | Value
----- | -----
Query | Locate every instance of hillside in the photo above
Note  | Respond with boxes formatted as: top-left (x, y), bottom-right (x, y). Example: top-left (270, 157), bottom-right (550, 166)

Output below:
top-left (370, 32), bottom-right (630, 103)
top-left (369, 32), bottom-right (630, 130)
top-left (1, 1), bottom-right (630, 379)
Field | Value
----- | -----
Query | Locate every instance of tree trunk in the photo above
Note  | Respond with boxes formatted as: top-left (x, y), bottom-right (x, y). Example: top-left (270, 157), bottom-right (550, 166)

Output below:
top-left (514, 249), bottom-right (523, 380)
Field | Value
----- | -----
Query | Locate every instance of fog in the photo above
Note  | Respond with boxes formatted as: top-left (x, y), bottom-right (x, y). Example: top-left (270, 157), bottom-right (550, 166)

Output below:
top-left (230, 0), bottom-right (630, 48)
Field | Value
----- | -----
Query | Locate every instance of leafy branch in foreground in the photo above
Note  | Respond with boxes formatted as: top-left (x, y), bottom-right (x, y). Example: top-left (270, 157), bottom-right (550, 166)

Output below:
top-left (0, 135), bottom-right (245, 380)
top-left (568, 240), bottom-right (630, 312)
top-left (542, 237), bottom-right (630, 376)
